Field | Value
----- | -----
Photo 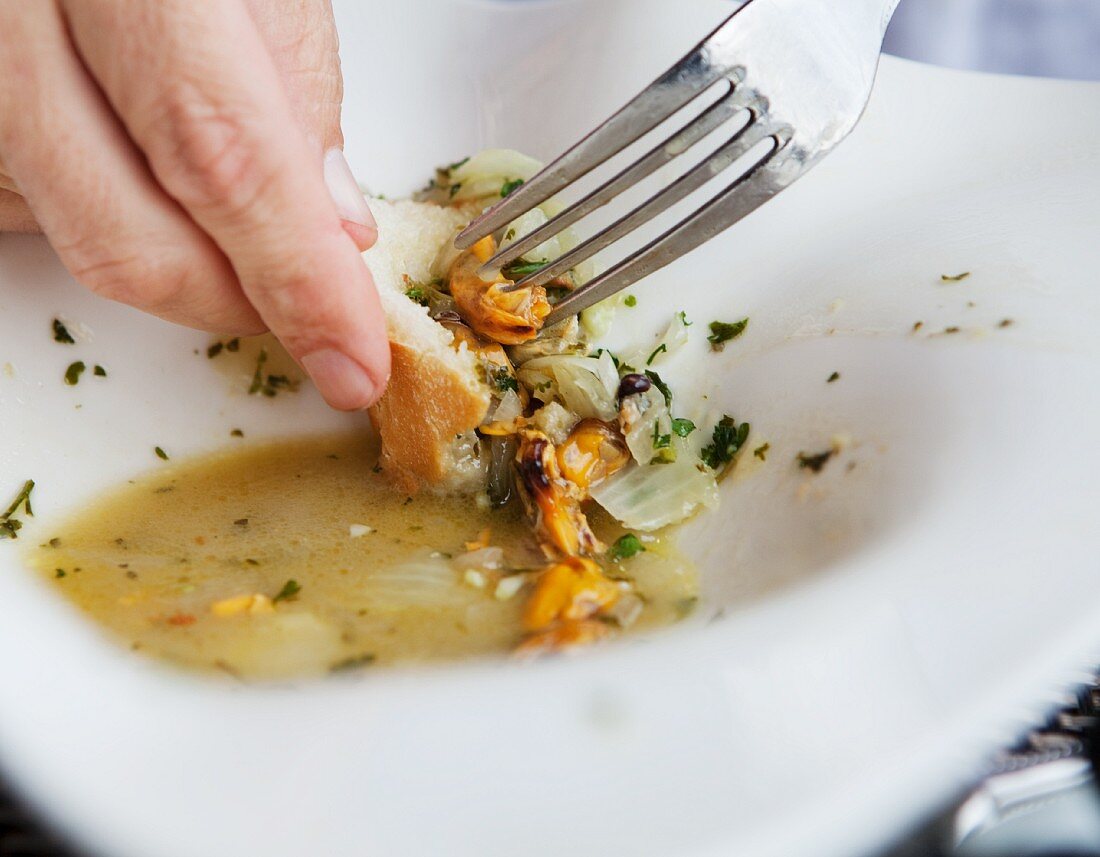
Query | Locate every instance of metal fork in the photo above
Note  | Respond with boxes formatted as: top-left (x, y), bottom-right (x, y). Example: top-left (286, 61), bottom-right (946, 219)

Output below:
top-left (455, 0), bottom-right (901, 326)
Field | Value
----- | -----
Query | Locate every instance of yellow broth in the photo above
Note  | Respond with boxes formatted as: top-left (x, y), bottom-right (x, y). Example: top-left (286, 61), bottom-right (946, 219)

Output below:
top-left (28, 434), bottom-right (697, 679)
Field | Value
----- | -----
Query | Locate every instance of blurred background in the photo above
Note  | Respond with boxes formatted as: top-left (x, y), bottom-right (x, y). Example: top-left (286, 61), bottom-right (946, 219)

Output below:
top-left (883, 0), bottom-right (1100, 80)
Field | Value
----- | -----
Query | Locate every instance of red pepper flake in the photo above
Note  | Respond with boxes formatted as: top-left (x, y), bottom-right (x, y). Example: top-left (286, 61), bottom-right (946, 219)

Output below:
top-left (166, 613), bottom-right (197, 627)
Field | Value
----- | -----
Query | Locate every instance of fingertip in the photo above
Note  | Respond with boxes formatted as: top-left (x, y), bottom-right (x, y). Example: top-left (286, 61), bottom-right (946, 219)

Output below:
top-left (341, 219), bottom-right (378, 252)
top-left (300, 347), bottom-right (387, 411)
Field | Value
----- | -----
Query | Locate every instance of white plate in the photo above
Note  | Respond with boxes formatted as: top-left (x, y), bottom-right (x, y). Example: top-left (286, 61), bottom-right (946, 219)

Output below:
top-left (1, 2), bottom-right (1099, 856)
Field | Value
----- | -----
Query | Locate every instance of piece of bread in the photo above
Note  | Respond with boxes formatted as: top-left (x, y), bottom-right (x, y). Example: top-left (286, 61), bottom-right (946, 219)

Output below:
top-left (364, 199), bottom-right (490, 494)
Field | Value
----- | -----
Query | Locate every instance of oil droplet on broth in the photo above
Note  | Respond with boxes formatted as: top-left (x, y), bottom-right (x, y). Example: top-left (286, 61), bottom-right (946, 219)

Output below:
top-left (28, 433), bottom-right (698, 680)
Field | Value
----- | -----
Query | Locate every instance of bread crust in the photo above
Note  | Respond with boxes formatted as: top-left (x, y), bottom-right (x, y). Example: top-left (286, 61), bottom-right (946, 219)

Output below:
top-left (370, 340), bottom-right (490, 494)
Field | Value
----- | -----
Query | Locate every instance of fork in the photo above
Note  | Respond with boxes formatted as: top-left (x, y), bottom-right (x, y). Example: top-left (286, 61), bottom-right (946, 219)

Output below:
top-left (455, 0), bottom-right (901, 327)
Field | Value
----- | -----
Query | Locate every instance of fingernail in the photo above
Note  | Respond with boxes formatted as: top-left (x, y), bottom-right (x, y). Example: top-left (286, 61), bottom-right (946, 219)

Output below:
top-left (301, 348), bottom-right (377, 411)
top-left (323, 148), bottom-right (376, 230)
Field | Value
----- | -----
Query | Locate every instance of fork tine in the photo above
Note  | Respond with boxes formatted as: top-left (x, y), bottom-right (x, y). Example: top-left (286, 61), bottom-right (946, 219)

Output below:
top-left (484, 84), bottom-right (758, 274)
top-left (504, 113), bottom-right (778, 293)
top-left (543, 149), bottom-right (794, 326)
top-left (453, 7), bottom-right (756, 251)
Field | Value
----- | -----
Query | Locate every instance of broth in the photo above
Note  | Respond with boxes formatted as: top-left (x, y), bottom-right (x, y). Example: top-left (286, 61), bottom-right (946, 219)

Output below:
top-left (29, 433), bottom-right (697, 679)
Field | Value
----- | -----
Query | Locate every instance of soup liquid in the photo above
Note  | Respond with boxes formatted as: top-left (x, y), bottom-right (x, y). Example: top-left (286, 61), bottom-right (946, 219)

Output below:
top-left (29, 434), bottom-right (696, 679)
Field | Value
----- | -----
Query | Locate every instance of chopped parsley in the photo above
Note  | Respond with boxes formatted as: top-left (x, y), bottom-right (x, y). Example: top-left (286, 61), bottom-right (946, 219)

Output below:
top-left (623, 295), bottom-right (637, 308)
top-left (272, 579), bottom-right (301, 603)
top-left (248, 348), bottom-right (300, 397)
top-left (646, 343), bottom-right (667, 365)
top-left (154, 446), bottom-right (169, 461)
top-left (671, 418), bottom-right (696, 437)
top-left (501, 178), bottom-right (524, 197)
top-left (447, 156), bottom-right (470, 173)
top-left (52, 319), bottom-right (75, 344)
top-left (226, 338), bottom-right (240, 352)
top-left (753, 443), bottom-right (770, 461)
top-left (248, 349), bottom-right (268, 394)
top-left (405, 285), bottom-right (430, 306)
top-left (677, 310), bottom-right (692, 326)
top-left (796, 449), bottom-right (833, 473)
top-left (55, 569), bottom-right (66, 579)
top-left (207, 342), bottom-right (223, 359)
top-left (707, 319), bottom-right (749, 350)
top-left (652, 420), bottom-right (672, 451)
top-left (448, 182), bottom-right (462, 199)
top-left (998, 318), bottom-right (1014, 328)
top-left (230, 429), bottom-right (244, 438)
top-left (491, 366), bottom-right (519, 394)
top-left (0, 479), bottom-right (35, 540)
top-left (827, 371), bottom-right (840, 383)
top-left (944, 326), bottom-right (960, 334)
top-left (502, 259), bottom-right (548, 281)
top-left (64, 361), bottom-right (86, 385)
top-left (643, 370), bottom-right (672, 408)
top-left (608, 533), bottom-right (645, 561)
top-left (93, 365), bottom-right (107, 378)
top-left (331, 653), bottom-right (377, 672)
top-left (701, 416), bottom-right (750, 470)
top-left (941, 271), bottom-right (971, 282)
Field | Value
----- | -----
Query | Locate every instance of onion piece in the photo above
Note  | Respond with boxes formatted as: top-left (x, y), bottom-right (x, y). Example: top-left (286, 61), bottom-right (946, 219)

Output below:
top-left (517, 351), bottom-right (619, 421)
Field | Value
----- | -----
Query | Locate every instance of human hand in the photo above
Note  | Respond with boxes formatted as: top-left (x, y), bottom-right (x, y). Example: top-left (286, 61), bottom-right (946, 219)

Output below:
top-left (0, 0), bottom-right (389, 410)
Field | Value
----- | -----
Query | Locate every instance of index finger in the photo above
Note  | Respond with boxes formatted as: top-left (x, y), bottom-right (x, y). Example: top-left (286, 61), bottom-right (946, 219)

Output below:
top-left (60, 0), bottom-right (389, 410)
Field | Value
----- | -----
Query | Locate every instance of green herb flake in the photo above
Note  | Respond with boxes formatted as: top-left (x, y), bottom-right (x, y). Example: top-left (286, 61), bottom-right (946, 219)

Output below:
top-left (646, 343), bottom-right (667, 366)
top-left (707, 319), bottom-right (749, 351)
top-left (501, 178), bottom-right (524, 198)
top-left (940, 271), bottom-right (971, 282)
top-left (55, 568), bottom-right (66, 579)
top-left (331, 653), bottom-right (377, 673)
top-left (0, 479), bottom-right (35, 540)
top-left (701, 416), bottom-right (750, 470)
top-left (998, 318), bottom-right (1014, 328)
top-left (651, 420), bottom-right (672, 451)
top-left (154, 446), bottom-right (169, 461)
top-left (796, 449), bottom-right (833, 473)
top-left (225, 338), bottom-right (240, 352)
top-left (230, 429), bottom-right (244, 438)
top-left (52, 319), bottom-right (75, 344)
top-left (64, 361), bottom-right (86, 386)
top-left (753, 442), bottom-right (770, 461)
top-left (405, 285), bottom-right (430, 306)
top-left (273, 579), bottom-right (301, 603)
top-left (491, 366), bottom-right (519, 394)
top-left (643, 370), bottom-right (672, 408)
top-left (502, 259), bottom-right (548, 281)
top-left (944, 326), bottom-right (960, 334)
top-left (248, 348), bottom-right (268, 395)
top-left (448, 182), bottom-right (463, 199)
top-left (623, 295), bottom-right (637, 308)
top-left (447, 156), bottom-right (470, 173)
top-left (677, 310), bottom-right (692, 326)
top-left (206, 342), bottom-right (224, 359)
top-left (671, 417), bottom-right (696, 437)
top-left (608, 533), bottom-right (645, 561)
top-left (93, 365), bottom-right (107, 377)
top-left (827, 371), bottom-right (840, 383)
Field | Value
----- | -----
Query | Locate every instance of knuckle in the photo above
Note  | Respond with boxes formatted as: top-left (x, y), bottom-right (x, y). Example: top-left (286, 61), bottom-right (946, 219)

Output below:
top-left (141, 82), bottom-right (272, 214)
top-left (64, 239), bottom-right (180, 309)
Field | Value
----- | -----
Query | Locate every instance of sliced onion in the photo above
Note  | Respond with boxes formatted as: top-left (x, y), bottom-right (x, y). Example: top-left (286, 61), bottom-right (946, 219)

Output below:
top-left (590, 450), bottom-right (719, 531)
top-left (516, 351), bottom-right (619, 421)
